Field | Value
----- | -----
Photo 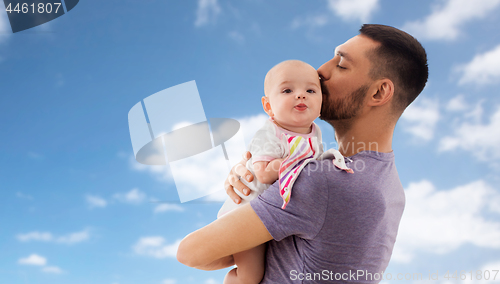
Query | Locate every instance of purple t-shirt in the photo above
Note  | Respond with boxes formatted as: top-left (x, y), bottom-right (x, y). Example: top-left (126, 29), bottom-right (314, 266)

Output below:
top-left (250, 151), bottom-right (405, 283)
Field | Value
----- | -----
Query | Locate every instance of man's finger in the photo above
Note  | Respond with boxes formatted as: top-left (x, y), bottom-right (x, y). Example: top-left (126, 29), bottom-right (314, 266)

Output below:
top-left (224, 179), bottom-right (242, 204)
top-left (228, 173), bottom-right (251, 196)
top-left (234, 163), bottom-right (254, 183)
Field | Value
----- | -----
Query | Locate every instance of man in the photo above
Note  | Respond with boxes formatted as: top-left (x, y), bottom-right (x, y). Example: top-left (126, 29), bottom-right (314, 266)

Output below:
top-left (177, 24), bottom-right (428, 283)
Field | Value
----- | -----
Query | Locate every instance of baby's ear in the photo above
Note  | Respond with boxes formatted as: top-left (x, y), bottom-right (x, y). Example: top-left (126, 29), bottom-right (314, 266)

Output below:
top-left (261, 96), bottom-right (274, 117)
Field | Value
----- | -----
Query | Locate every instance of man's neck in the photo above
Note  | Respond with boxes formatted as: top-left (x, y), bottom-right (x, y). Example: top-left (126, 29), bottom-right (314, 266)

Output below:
top-left (329, 116), bottom-right (394, 157)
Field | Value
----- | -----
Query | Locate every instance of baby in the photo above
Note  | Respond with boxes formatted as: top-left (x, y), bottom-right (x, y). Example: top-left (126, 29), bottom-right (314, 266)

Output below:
top-left (218, 60), bottom-right (352, 284)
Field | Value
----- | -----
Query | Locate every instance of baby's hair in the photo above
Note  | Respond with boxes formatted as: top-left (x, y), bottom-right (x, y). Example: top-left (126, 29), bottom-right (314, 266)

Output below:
top-left (264, 60), bottom-right (316, 97)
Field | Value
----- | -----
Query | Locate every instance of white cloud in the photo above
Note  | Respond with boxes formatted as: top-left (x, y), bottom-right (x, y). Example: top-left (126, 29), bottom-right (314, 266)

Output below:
top-left (402, 0), bottom-right (500, 41)
top-left (400, 97), bottom-right (440, 141)
top-left (483, 260), bottom-right (500, 270)
top-left (18, 254), bottom-right (47, 266)
top-left (466, 101), bottom-right (485, 123)
top-left (238, 114), bottom-right (268, 145)
top-left (129, 155), bottom-right (171, 182)
top-left (228, 31), bottom-right (244, 44)
top-left (17, 231), bottom-right (53, 242)
top-left (55, 229), bottom-right (90, 244)
top-left (205, 279), bottom-right (220, 284)
top-left (439, 106), bottom-right (500, 161)
top-left (86, 194), bottom-right (107, 208)
top-left (433, 260), bottom-right (500, 284)
top-left (446, 97), bottom-right (484, 123)
top-left (41, 266), bottom-right (63, 274)
top-left (133, 236), bottom-right (181, 259)
top-left (291, 14), bottom-right (329, 29)
top-left (480, 261), bottom-right (500, 283)
top-left (195, 0), bottom-right (221, 27)
top-left (446, 94), bottom-right (468, 112)
top-left (130, 114), bottom-right (268, 203)
top-left (16, 192), bottom-right (33, 200)
top-left (17, 229), bottom-right (89, 244)
top-left (456, 44), bottom-right (500, 85)
top-left (166, 145), bottom-right (229, 202)
top-left (18, 254), bottom-right (65, 274)
top-left (162, 279), bottom-right (177, 284)
top-left (203, 114), bottom-right (268, 202)
top-left (55, 73), bottom-right (64, 88)
top-left (164, 113), bottom-right (265, 203)
top-left (203, 187), bottom-right (229, 203)
top-left (154, 203), bottom-right (185, 213)
top-left (27, 152), bottom-right (43, 159)
top-left (327, 0), bottom-right (379, 22)
top-left (392, 180), bottom-right (500, 263)
top-left (0, 8), bottom-right (11, 43)
top-left (113, 188), bottom-right (146, 204)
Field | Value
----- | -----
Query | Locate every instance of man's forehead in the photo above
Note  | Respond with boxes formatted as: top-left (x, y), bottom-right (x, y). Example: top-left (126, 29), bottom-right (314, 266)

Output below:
top-left (334, 45), bottom-right (353, 62)
top-left (334, 35), bottom-right (378, 62)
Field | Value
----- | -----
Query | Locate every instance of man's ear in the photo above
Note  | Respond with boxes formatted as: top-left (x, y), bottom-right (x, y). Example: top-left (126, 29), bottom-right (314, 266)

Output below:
top-left (368, 78), bottom-right (394, 107)
top-left (262, 96), bottom-right (274, 117)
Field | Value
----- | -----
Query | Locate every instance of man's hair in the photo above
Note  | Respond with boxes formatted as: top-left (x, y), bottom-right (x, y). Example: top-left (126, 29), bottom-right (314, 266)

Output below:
top-left (359, 24), bottom-right (428, 114)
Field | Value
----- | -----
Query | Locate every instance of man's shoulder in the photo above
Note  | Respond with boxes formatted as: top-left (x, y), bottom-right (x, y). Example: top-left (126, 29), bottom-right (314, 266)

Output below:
top-left (299, 159), bottom-right (348, 180)
top-left (290, 160), bottom-right (336, 198)
top-left (254, 160), bottom-right (332, 211)
top-left (300, 151), bottom-right (399, 190)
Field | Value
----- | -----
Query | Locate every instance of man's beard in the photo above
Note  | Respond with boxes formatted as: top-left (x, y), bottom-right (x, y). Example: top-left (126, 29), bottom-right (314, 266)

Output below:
top-left (320, 84), bottom-right (368, 121)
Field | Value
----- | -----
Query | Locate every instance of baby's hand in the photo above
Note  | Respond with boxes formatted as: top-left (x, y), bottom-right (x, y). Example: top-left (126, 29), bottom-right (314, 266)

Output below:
top-left (254, 158), bottom-right (285, 184)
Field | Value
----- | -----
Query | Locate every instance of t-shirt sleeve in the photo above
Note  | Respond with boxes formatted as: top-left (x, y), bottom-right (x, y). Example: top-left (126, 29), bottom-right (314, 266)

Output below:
top-left (314, 122), bottom-right (324, 155)
top-left (248, 125), bottom-right (285, 163)
top-left (250, 162), bottom-right (329, 241)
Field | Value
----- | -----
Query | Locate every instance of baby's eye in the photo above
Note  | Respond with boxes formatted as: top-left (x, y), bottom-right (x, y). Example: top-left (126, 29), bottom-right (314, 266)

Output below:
top-left (337, 65), bottom-right (347, 70)
top-left (307, 89), bottom-right (316, 93)
top-left (282, 88), bottom-right (292, 93)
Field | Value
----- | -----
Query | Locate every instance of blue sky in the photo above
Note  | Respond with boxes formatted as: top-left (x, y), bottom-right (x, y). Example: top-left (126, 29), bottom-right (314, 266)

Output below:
top-left (1, 0), bottom-right (500, 283)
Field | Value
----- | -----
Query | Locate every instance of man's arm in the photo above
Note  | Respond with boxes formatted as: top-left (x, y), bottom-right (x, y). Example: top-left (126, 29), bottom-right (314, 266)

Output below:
top-left (176, 203), bottom-right (273, 269)
top-left (191, 255), bottom-right (234, 271)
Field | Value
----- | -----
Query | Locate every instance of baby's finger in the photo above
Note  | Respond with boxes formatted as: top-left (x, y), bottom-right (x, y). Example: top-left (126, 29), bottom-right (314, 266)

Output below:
top-left (242, 151), bottom-right (252, 161)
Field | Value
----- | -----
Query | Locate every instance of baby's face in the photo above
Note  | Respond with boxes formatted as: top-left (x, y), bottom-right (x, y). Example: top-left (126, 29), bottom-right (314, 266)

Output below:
top-left (265, 62), bottom-right (322, 131)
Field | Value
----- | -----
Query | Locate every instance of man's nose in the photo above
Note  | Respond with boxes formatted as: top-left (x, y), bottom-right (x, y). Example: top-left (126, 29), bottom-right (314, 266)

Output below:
top-left (317, 59), bottom-right (334, 81)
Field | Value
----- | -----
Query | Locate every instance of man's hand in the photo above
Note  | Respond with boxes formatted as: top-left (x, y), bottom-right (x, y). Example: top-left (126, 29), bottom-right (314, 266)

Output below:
top-left (224, 151), bottom-right (254, 204)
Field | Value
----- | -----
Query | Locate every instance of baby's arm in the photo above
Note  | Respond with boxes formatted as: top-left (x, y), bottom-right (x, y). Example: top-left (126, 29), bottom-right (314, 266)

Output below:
top-left (253, 158), bottom-right (285, 184)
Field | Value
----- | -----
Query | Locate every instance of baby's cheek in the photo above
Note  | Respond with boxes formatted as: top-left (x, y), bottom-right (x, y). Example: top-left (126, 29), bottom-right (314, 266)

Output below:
top-left (315, 101), bottom-right (323, 113)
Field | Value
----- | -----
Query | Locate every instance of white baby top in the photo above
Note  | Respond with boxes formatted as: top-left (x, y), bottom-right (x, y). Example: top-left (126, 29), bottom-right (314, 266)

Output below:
top-left (217, 118), bottom-right (323, 218)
